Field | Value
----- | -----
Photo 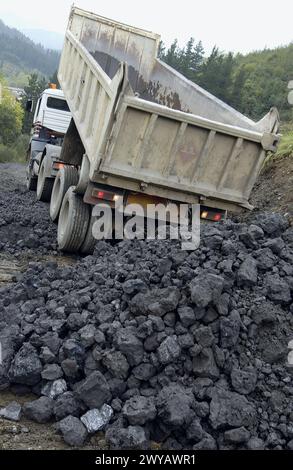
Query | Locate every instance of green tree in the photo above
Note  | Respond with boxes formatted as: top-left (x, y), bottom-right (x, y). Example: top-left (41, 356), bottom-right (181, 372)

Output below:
top-left (22, 73), bottom-right (47, 133)
top-left (164, 39), bottom-right (181, 70)
top-left (180, 38), bottom-right (205, 80)
top-left (197, 47), bottom-right (235, 103)
top-left (0, 76), bottom-right (24, 145)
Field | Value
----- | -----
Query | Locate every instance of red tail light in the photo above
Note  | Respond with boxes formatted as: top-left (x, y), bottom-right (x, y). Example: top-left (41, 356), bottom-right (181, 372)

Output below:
top-left (91, 189), bottom-right (120, 202)
top-left (201, 207), bottom-right (226, 222)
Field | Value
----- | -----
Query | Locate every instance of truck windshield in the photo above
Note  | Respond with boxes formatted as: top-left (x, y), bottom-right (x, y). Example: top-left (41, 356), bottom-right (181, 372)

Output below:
top-left (47, 97), bottom-right (70, 112)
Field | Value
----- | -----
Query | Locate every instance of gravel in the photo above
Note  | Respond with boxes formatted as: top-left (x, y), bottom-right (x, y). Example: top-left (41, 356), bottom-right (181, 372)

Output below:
top-left (1, 165), bottom-right (293, 450)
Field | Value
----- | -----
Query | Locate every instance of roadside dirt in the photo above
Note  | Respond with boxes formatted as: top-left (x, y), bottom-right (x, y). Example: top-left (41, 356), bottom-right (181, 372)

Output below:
top-left (241, 154), bottom-right (293, 223)
top-left (0, 163), bottom-right (88, 449)
top-left (0, 391), bottom-right (108, 450)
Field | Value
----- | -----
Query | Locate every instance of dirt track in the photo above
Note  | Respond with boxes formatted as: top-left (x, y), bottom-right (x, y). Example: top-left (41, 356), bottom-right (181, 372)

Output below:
top-left (0, 164), bottom-right (96, 449)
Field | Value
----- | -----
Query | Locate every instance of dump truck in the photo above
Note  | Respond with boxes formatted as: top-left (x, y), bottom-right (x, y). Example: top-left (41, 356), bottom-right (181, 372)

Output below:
top-left (32, 6), bottom-right (280, 254)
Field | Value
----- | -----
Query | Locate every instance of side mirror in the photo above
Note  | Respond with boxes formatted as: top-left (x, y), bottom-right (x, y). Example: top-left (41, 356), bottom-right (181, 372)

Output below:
top-left (25, 99), bottom-right (33, 112)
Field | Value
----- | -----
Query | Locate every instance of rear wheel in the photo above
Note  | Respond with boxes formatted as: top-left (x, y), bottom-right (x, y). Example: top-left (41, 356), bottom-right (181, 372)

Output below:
top-left (37, 158), bottom-right (54, 202)
top-left (79, 213), bottom-right (97, 255)
top-left (57, 187), bottom-right (90, 253)
top-left (50, 166), bottom-right (79, 222)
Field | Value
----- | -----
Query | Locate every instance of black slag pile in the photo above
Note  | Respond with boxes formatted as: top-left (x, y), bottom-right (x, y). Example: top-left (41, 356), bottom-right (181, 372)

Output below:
top-left (0, 212), bottom-right (293, 450)
top-left (0, 187), bottom-right (58, 255)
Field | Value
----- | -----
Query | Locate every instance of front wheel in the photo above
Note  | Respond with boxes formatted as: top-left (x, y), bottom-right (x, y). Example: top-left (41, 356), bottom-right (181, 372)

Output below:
top-left (26, 167), bottom-right (37, 191)
top-left (36, 158), bottom-right (54, 202)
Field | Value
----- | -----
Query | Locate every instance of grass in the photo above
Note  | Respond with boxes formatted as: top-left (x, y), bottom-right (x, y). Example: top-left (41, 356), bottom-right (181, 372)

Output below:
top-left (0, 134), bottom-right (29, 163)
top-left (275, 131), bottom-right (293, 158)
top-left (263, 129), bottom-right (293, 167)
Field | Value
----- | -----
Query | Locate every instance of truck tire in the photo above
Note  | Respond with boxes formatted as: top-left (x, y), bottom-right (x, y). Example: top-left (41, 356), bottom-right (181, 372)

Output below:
top-left (37, 158), bottom-right (54, 202)
top-left (58, 187), bottom-right (90, 253)
top-left (79, 214), bottom-right (97, 255)
top-left (26, 170), bottom-right (37, 191)
top-left (50, 166), bottom-right (79, 222)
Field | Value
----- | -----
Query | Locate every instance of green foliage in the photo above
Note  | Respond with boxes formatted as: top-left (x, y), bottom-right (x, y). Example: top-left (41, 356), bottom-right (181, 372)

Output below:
top-left (0, 19), bottom-right (60, 84)
top-left (275, 131), bottom-right (293, 158)
top-left (0, 134), bottom-right (29, 163)
top-left (0, 76), bottom-right (24, 145)
top-left (22, 73), bottom-right (47, 133)
top-left (160, 39), bottom-right (293, 122)
top-left (0, 75), bottom-right (29, 163)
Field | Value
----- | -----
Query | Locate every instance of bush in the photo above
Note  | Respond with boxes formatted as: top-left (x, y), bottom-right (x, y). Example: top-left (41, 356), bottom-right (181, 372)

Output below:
top-left (275, 131), bottom-right (293, 158)
top-left (0, 143), bottom-right (17, 163)
top-left (0, 83), bottom-right (24, 145)
top-left (0, 134), bottom-right (29, 163)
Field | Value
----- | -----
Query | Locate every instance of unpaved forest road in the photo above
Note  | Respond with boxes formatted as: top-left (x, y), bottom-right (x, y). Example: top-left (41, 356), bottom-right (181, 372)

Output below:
top-left (0, 163), bottom-right (75, 288)
top-left (0, 164), bottom-right (103, 449)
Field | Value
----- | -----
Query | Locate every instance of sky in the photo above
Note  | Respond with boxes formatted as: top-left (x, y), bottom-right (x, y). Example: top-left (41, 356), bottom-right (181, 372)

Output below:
top-left (0, 0), bottom-right (293, 54)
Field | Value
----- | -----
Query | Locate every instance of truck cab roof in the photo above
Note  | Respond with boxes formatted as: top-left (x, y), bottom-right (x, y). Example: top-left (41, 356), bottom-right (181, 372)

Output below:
top-left (41, 88), bottom-right (66, 99)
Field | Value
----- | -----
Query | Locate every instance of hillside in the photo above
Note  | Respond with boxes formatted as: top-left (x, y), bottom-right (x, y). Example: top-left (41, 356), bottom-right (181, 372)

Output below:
top-left (21, 28), bottom-right (64, 50)
top-left (233, 45), bottom-right (293, 122)
top-left (160, 40), bottom-right (293, 122)
top-left (0, 19), bottom-right (60, 87)
top-left (0, 17), bottom-right (293, 123)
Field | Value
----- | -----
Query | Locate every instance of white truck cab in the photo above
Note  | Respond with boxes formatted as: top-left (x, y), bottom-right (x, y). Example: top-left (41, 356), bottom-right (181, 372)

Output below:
top-left (33, 88), bottom-right (71, 136)
top-left (26, 86), bottom-right (72, 191)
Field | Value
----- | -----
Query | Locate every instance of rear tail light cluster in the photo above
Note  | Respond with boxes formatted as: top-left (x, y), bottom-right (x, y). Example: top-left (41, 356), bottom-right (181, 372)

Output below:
top-left (92, 189), bottom-right (120, 202)
top-left (200, 207), bottom-right (225, 222)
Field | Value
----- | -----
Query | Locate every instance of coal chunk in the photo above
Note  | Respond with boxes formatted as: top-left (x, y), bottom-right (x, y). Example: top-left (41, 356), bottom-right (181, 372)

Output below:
top-left (102, 350), bottom-right (130, 380)
top-left (75, 371), bottom-right (111, 409)
top-left (265, 274), bottom-right (291, 304)
top-left (106, 425), bottom-right (148, 450)
top-left (220, 311), bottom-right (241, 348)
top-left (194, 326), bottom-right (214, 347)
top-left (132, 363), bottom-right (156, 381)
top-left (81, 405), bottom-right (113, 433)
top-left (157, 385), bottom-right (194, 428)
top-left (0, 401), bottom-right (22, 422)
top-left (8, 343), bottom-right (42, 386)
top-left (131, 287), bottom-right (180, 316)
top-left (186, 418), bottom-right (203, 443)
top-left (231, 367), bottom-right (257, 395)
top-left (157, 336), bottom-right (181, 365)
top-left (53, 392), bottom-right (83, 420)
top-left (224, 427), bottom-right (250, 443)
top-left (57, 415), bottom-right (88, 447)
top-left (192, 348), bottom-right (219, 380)
top-left (115, 329), bottom-right (144, 366)
top-left (177, 307), bottom-right (196, 327)
top-left (237, 256), bottom-right (258, 286)
top-left (190, 273), bottom-right (224, 308)
top-left (209, 388), bottom-right (256, 430)
top-left (123, 396), bottom-right (157, 425)
top-left (41, 364), bottom-right (63, 381)
top-left (23, 396), bottom-right (54, 423)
